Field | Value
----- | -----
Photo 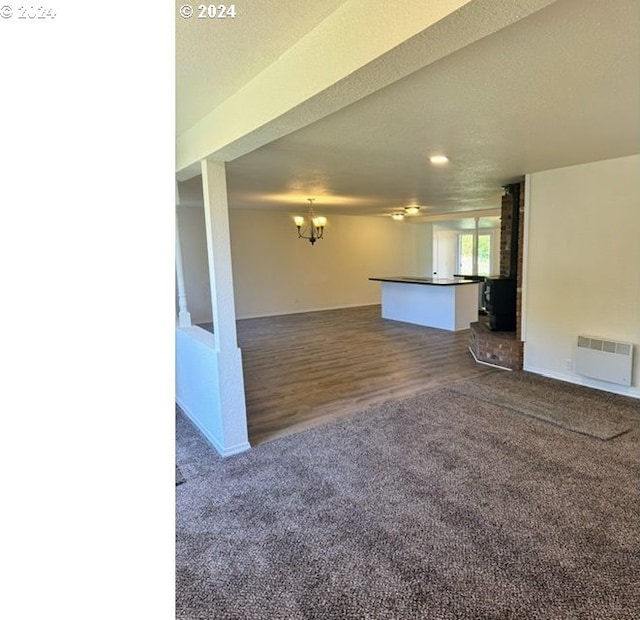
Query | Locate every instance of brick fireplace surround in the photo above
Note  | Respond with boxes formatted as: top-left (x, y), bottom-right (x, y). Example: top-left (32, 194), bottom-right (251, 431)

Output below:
top-left (468, 182), bottom-right (524, 371)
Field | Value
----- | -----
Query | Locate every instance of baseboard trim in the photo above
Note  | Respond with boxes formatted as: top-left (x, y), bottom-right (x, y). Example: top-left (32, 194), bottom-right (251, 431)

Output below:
top-left (236, 303), bottom-right (380, 321)
top-left (176, 397), bottom-right (252, 457)
top-left (523, 365), bottom-right (640, 400)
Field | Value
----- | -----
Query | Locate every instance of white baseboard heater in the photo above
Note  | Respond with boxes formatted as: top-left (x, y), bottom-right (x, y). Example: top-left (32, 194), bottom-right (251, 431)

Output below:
top-left (575, 335), bottom-right (634, 386)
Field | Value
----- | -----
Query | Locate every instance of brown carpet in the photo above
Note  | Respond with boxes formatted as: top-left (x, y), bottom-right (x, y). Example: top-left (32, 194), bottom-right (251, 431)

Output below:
top-left (447, 371), bottom-right (638, 440)
top-left (176, 373), bottom-right (640, 619)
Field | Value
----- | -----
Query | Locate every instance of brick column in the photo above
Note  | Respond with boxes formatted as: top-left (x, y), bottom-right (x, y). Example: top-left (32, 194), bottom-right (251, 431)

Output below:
top-left (499, 189), bottom-right (514, 277)
top-left (470, 180), bottom-right (525, 370)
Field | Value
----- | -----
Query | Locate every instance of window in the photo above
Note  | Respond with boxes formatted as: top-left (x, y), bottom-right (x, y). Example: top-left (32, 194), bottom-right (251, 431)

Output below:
top-left (458, 234), bottom-right (474, 274)
top-left (458, 232), bottom-right (492, 276)
top-left (477, 234), bottom-right (491, 276)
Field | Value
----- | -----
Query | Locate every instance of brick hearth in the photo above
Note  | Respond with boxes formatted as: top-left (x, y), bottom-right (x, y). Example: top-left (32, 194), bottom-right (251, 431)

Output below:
top-left (469, 318), bottom-right (523, 370)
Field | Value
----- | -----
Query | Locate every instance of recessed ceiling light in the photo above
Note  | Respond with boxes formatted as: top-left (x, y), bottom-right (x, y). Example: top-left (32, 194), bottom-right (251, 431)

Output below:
top-left (391, 212), bottom-right (405, 221)
top-left (404, 205), bottom-right (420, 216)
top-left (430, 155), bottom-right (449, 165)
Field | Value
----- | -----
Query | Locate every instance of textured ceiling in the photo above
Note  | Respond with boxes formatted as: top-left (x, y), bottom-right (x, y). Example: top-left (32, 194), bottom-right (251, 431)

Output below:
top-left (177, 0), bottom-right (640, 219)
top-left (175, 0), bottom-right (348, 135)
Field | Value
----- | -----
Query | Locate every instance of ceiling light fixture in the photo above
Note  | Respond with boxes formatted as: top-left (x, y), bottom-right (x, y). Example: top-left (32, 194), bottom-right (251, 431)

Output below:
top-left (391, 212), bottom-right (405, 221)
top-left (430, 155), bottom-right (449, 164)
top-left (404, 205), bottom-right (420, 216)
top-left (293, 198), bottom-right (327, 245)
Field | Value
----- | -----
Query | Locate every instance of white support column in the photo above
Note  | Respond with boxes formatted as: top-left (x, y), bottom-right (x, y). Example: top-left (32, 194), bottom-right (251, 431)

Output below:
top-left (175, 209), bottom-right (192, 328)
top-left (472, 217), bottom-right (479, 276)
top-left (201, 158), bottom-right (249, 453)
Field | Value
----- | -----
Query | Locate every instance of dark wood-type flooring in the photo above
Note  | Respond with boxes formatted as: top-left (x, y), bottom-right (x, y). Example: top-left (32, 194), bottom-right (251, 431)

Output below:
top-left (212, 305), bottom-right (501, 445)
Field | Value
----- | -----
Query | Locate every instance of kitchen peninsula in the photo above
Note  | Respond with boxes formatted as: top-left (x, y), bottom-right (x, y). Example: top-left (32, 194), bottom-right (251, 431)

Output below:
top-left (369, 276), bottom-right (480, 331)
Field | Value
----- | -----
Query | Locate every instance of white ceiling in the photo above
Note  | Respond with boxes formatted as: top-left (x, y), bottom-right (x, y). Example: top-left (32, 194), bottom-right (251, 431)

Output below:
top-left (176, 0), bottom-right (640, 220)
top-left (175, 0), bottom-right (348, 136)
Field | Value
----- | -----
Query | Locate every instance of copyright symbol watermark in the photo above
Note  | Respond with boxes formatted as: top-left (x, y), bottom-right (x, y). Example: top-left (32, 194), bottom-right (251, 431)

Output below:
top-left (179, 4), bottom-right (193, 19)
top-left (0, 5), bottom-right (13, 18)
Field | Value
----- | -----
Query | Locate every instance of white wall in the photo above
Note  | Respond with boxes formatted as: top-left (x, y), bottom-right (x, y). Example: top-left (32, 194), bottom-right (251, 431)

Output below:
top-left (176, 206), bottom-right (212, 324)
top-left (228, 210), bottom-right (432, 318)
top-left (175, 326), bottom-right (250, 456)
top-left (175, 327), bottom-right (222, 447)
top-left (177, 207), bottom-right (433, 320)
top-left (523, 154), bottom-right (640, 397)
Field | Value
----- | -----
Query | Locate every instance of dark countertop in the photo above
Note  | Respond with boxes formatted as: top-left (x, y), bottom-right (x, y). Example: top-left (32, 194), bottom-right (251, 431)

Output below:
top-left (369, 276), bottom-right (480, 286)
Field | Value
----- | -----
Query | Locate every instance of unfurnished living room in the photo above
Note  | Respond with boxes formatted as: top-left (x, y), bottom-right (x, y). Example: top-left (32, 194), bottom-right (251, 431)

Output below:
top-left (175, 1), bottom-right (639, 618)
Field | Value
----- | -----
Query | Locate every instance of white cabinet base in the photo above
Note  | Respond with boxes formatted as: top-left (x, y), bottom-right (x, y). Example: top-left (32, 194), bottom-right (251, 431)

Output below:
top-left (379, 281), bottom-right (479, 331)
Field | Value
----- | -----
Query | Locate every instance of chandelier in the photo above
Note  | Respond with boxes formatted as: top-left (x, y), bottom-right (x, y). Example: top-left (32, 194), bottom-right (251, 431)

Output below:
top-left (293, 198), bottom-right (327, 245)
